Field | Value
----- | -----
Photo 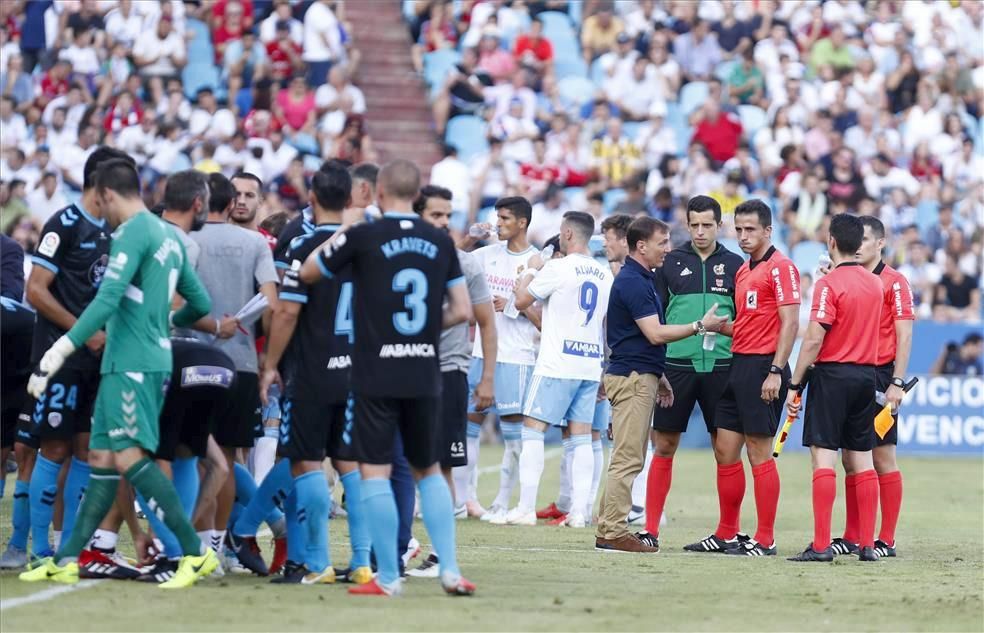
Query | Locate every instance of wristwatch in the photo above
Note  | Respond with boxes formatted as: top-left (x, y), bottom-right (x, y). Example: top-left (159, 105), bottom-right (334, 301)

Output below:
top-left (890, 377), bottom-right (906, 389)
top-left (693, 320), bottom-right (706, 336)
top-left (769, 365), bottom-right (783, 375)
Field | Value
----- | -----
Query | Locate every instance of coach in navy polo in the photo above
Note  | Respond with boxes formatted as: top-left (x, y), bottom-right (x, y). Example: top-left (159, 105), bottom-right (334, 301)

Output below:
top-left (595, 217), bottom-right (727, 554)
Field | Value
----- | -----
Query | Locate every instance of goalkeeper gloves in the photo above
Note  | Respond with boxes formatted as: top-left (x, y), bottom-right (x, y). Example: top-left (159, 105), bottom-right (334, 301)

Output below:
top-left (27, 335), bottom-right (76, 398)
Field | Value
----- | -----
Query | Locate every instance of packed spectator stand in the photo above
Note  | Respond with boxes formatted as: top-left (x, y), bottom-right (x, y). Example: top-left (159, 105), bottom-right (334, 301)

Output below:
top-left (0, 0), bottom-right (981, 325)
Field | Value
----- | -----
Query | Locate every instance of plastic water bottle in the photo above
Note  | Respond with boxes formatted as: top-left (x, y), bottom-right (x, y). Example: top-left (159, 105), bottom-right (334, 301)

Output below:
top-left (816, 253), bottom-right (832, 278)
top-left (468, 223), bottom-right (497, 239)
top-left (702, 331), bottom-right (717, 351)
top-left (874, 390), bottom-right (897, 414)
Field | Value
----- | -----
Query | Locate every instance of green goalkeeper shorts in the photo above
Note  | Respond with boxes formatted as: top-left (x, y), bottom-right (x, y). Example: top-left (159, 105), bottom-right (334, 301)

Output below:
top-left (90, 371), bottom-right (169, 453)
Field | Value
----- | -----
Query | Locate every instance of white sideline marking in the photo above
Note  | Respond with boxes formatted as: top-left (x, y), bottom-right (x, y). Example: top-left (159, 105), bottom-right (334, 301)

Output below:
top-left (0, 580), bottom-right (101, 611)
top-left (477, 447), bottom-right (562, 475)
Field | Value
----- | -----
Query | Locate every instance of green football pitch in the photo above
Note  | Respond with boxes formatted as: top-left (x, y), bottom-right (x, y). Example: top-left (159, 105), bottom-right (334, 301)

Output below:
top-left (1, 448), bottom-right (981, 632)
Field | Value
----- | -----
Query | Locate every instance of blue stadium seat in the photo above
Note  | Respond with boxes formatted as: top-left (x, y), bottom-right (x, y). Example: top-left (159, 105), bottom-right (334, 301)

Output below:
top-left (915, 200), bottom-right (940, 232)
top-left (181, 63), bottom-right (221, 100)
top-left (679, 81), bottom-right (709, 116)
top-left (554, 55), bottom-right (588, 80)
top-left (424, 49), bottom-right (461, 97)
top-left (568, 1), bottom-right (582, 25)
top-left (539, 11), bottom-right (574, 41)
top-left (445, 115), bottom-right (489, 163)
top-left (737, 105), bottom-right (768, 138)
top-left (557, 75), bottom-right (596, 107)
top-left (603, 188), bottom-right (627, 213)
top-left (791, 241), bottom-right (826, 275)
top-left (186, 18), bottom-right (214, 63)
top-left (622, 121), bottom-right (644, 141)
top-left (714, 60), bottom-right (736, 82)
top-left (402, 0), bottom-right (417, 22)
top-left (563, 186), bottom-right (585, 200)
top-left (170, 152), bottom-right (192, 174)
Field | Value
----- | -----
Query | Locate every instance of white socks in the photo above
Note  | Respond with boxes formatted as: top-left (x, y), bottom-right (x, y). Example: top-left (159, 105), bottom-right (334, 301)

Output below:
top-left (491, 438), bottom-right (521, 510)
top-left (254, 428), bottom-right (279, 483)
top-left (632, 446), bottom-right (654, 508)
top-left (588, 439), bottom-right (604, 518)
top-left (454, 423), bottom-right (482, 503)
top-left (517, 428), bottom-right (545, 513)
top-left (89, 528), bottom-right (119, 551)
top-left (556, 437), bottom-right (574, 513)
top-left (570, 435), bottom-right (593, 519)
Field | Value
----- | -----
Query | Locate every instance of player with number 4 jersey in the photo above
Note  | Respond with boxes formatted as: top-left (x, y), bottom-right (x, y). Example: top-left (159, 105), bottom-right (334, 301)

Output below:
top-left (504, 212), bottom-right (612, 529)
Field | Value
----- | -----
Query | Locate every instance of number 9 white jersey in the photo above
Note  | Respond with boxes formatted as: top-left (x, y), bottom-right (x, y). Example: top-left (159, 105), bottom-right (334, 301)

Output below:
top-left (527, 254), bottom-right (612, 381)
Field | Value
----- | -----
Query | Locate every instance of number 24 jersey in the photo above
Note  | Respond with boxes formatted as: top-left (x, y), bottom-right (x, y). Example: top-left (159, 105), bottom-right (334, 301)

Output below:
top-left (316, 214), bottom-right (464, 399)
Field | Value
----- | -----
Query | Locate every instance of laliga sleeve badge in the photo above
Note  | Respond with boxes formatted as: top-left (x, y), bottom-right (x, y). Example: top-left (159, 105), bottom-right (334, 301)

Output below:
top-left (48, 412), bottom-right (63, 428)
top-left (38, 232), bottom-right (60, 258)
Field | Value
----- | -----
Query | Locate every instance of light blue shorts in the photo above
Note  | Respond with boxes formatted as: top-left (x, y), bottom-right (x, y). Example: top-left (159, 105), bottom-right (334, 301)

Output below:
top-left (467, 359), bottom-right (534, 417)
top-left (592, 398), bottom-right (610, 432)
top-left (522, 375), bottom-right (599, 427)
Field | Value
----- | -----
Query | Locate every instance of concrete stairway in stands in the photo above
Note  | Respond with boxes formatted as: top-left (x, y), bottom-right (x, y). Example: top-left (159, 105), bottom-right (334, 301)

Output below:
top-left (345, 1), bottom-right (442, 178)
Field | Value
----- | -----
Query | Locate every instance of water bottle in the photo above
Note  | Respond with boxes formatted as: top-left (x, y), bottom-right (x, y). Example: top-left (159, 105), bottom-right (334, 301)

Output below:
top-left (468, 223), bottom-right (497, 239)
top-left (702, 331), bottom-right (717, 351)
top-left (816, 253), bottom-right (832, 278)
top-left (874, 390), bottom-right (897, 414)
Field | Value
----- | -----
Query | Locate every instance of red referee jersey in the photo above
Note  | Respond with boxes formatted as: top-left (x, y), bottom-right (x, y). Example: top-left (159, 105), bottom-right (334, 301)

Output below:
top-left (812, 262), bottom-right (883, 364)
top-left (732, 246), bottom-right (801, 355)
top-left (873, 261), bottom-right (915, 366)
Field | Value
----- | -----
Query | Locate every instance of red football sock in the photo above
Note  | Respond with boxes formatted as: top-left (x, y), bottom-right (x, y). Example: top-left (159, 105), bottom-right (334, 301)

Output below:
top-left (751, 459), bottom-right (780, 546)
top-left (841, 473), bottom-right (859, 544)
top-left (855, 469), bottom-right (880, 549)
top-left (644, 456), bottom-right (673, 536)
top-left (811, 468), bottom-right (836, 551)
top-left (714, 461), bottom-right (745, 540)
top-left (878, 471), bottom-right (903, 545)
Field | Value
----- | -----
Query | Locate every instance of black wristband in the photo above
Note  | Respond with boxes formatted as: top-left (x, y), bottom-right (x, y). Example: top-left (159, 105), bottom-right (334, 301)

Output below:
top-left (891, 377), bottom-right (906, 389)
top-left (789, 382), bottom-right (803, 392)
top-left (769, 365), bottom-right (783, 375)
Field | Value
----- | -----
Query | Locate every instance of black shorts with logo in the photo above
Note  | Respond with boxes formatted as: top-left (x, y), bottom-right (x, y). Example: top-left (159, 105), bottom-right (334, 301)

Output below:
top-left (654, 366), bottom-right (729, 434)
top-left (715, 354), bottom-right (790, 436)
top-left (278, 394), bottom-right (356, 463)
top-left (802, 362), bottom-right (878, 452)
top-left (25, 365), bottom-right (98, 441)
top-left (212, 371), bottom-right (262, 449)
top-left (353, 395), bottom-right (441, 469)
top-left (156, 339), bottom-right (236, 460)
top-left (875, 363), bottom-right (897, 447)
top-left (440, 370), bottom-right (468, 468)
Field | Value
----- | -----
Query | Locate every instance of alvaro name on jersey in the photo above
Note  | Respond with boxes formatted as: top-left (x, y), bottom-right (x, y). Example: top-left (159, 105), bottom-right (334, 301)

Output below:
top-left (528, 254), bottom-right (613, 381)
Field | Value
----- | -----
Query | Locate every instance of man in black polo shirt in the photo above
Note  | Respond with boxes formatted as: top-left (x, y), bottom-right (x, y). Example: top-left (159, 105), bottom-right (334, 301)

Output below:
top-left (786, 214), bottom-right (885, 563)
top-left (594, 217), bottom-right (727, 553)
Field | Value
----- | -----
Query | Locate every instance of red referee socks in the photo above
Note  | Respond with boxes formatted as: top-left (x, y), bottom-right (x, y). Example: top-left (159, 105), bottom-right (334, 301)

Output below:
top-left (878, 470), bottom-right (903, 546)
top-left (842, 473), bottom-right (860, 544)
top-left (854, 469), bottom-right (880, 549)
top-left (811, 468), bottom-right (836, 551)
top-left (645, 456), bottom-right (673, 536)
top-left (751, 459), bottom-right (779, 546)
top-left (713, 461), bottom-right (745, 540)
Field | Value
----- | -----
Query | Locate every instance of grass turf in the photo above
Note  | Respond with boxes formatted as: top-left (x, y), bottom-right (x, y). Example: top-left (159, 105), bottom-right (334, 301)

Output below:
top-left (1, 447), bottom-right (981, 632)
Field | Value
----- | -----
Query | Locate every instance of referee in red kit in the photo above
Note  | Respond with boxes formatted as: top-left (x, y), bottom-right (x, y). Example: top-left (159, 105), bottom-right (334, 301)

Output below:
top-left (712, 200), bottom-right (800, 557)
top-left (830, 216), bottom-right (914, 559)
top-left (786, 214), bottom-right (884, 563)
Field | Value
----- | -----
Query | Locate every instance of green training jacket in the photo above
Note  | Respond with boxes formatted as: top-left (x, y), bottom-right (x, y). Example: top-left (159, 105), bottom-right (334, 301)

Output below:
top-left (654, 241), bottom-right (744, 373)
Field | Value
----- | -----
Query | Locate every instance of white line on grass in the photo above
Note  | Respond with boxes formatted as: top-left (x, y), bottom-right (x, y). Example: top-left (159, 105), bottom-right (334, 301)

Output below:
top-left (0, 580), bottom-right (102, 611)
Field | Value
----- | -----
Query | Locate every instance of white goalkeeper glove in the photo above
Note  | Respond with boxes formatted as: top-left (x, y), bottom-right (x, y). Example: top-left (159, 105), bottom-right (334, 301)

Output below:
top-left (27, 335), bottom-right (76, 398)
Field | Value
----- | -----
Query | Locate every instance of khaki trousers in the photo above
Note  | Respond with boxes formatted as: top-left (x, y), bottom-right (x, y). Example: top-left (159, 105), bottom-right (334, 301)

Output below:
top-left (595, 371), bottom-right (660, 540)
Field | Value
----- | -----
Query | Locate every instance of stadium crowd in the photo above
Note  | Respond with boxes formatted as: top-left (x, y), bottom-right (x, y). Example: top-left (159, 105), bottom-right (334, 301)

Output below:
top-left (417, 0), bottom-right (983, 323)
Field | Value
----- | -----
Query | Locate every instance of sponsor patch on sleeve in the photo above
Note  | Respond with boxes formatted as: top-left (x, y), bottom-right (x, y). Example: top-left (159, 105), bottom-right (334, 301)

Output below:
top-left (38, 232), bottom-right (60, 258)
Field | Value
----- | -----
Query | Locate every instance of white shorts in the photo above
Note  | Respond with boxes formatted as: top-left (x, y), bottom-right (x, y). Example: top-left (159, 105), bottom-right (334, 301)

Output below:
top-left (522, 375), bottom-right (599, 427)
top-left (467, 359), bottom-right (533, 418)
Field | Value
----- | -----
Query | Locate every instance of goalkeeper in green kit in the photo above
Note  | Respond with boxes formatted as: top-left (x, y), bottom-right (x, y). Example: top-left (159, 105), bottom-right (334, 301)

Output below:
top-left (21, 159), bottom-right (217, 589)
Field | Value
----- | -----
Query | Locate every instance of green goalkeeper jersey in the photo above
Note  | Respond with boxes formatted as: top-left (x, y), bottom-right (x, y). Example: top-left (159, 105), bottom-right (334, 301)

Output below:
top-left (66, 210), bottom-right (211, 374)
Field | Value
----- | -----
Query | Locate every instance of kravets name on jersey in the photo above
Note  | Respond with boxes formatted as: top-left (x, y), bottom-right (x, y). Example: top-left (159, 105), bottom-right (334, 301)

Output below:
top-left (316, 213), bottom-right (463, 399)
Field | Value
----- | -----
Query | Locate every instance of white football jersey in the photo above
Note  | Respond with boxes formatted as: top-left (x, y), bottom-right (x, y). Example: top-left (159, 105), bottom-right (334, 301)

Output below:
top-left (471, 243), bottom-right (539, 365)
top-left (528, 254), bottom-right (612, 381)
